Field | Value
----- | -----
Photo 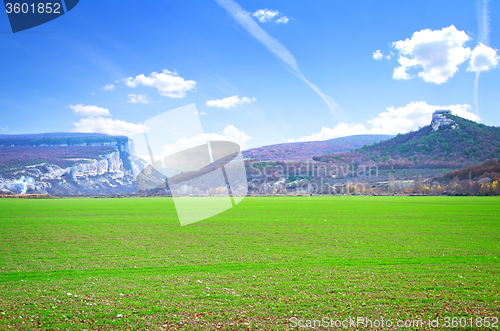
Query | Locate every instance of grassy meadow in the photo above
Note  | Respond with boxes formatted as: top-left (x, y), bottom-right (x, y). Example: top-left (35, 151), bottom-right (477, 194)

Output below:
top-left (0, 196), bottom-right (499, 330)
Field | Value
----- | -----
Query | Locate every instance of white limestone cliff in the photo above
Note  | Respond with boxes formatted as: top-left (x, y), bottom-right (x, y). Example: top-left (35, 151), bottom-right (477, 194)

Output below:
top-left (0, 151), bottom-right (137, 195)
top-left (431, 110), bottom-right (459, 131)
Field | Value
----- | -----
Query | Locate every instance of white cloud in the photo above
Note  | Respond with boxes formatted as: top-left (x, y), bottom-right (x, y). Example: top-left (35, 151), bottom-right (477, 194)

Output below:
top-left (216, 0), bottom-right (300, 71)
top-left (102, 84), bottom-right (115, 90)
top-left (206, 95), bottom-right (256, 108)
top-left (253, 9), bottom-right (279, 22)
top-left (291, 101), bottom-right (479, 142)
top-left (468, 43), bottom-right (499, 73)
top-left (373, 50), bottom-right (391, 60)
top-left (478, 0), bottom-right (490, 45)
top-left (70, 104), bottom-right (110, 117)
top-left (373, 50), bottom-right (383, 60)
top-left (215, 0), bottom-right (343, 118)
top-left (73, 117), bottom-right (149, 136)
top-left (220, 124), bottom-right (252, 144)
top-left (473, 1), bottom-right (493, 115)
top-left (368, 101), bottom-right (478, 134)
top-left (162, 125), bottom-right (251, 156)
top-left (276, 16), bottom-right (289, 24)
top-left (392, 25), bottom-right (471, 84)
top-left (252, 9), bottom-right (288, 24)
top-left (127, 94), bottom-right (151, 104)
top-left (123, 69), bottom-right (196, 98)
top-left (393, 65), bottom-right (411, 80)
top-left (289, 123), bottom-right (382, 142)
top-left (199, 112), bottom-right (207, 115)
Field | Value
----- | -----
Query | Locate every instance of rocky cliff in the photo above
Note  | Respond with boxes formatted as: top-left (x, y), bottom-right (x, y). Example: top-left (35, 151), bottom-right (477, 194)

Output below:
top-left (0, 133), bottom-right (138, 196)
top-left (0, 150), bottom-right (137, 196)
top-left (431, 110), bottom-right (458, 131)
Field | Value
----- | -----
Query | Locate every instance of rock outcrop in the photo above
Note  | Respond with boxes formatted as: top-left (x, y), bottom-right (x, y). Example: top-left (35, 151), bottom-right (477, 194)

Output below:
top-left (0, 133), bottom-right (139, 196)
top-left (431, 110), bottom-right (458, 131)
top-left (0, 150), bottom-right (137, 196)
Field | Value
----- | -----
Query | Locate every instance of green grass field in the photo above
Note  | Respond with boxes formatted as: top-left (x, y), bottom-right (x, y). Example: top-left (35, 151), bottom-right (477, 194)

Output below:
top-left (0, 196), bottom-right (499, 330)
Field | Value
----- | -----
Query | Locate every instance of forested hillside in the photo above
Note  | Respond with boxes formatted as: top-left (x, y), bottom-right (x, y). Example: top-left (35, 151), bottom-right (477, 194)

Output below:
top-left (316, 114), bottom-right (500, 169)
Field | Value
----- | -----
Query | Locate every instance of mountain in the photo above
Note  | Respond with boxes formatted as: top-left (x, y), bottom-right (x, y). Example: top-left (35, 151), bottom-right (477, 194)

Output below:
top-left (316, 110), bottom-right (500, 168)
top-left (0, 133), bottom-right (137, 196)
top-left (2, 111), bottom-right (499, 197)
top-left (241, 111), bottom-right (500, 196)
top-left (242, 134), bottom-right (394, 161)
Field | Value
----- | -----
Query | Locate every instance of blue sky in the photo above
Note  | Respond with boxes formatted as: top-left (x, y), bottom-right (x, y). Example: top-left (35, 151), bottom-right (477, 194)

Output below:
top-left (0, 0), bottom-right (498, 150)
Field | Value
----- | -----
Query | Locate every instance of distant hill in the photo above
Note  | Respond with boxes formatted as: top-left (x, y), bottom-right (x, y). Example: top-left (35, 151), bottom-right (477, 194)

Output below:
top-left (3, 111), bottom-right (499, 197)
top-left (316, 111), bottom-right (500, 168)
top-left (238, 112), bottom-right (500, 196)
top-left (242, 134), bottom-right (394, 161)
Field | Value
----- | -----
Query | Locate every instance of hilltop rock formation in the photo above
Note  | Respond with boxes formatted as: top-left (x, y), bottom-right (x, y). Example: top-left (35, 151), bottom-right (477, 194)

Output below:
top-left (316, 111), bottom-right (500, 169)
top-left (431, 110), bottom-right (458, 131)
